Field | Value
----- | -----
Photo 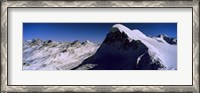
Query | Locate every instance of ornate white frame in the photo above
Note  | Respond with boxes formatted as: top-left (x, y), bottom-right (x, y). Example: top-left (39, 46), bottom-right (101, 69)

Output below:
top-left (1, 1), bottom-right (199, 92)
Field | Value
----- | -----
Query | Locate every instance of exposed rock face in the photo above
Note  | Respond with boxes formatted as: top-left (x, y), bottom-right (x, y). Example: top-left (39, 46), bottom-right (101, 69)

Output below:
top-left (136, 52), bottom-right (166, 70)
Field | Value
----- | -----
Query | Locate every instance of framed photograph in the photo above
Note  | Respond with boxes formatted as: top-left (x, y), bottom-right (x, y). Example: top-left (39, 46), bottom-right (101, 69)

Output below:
top-left (1, 0), bottom-right (199, 92)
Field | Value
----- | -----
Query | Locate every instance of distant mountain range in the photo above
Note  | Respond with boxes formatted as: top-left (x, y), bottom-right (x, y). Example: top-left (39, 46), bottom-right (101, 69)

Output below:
top-left (23, 24), bottom-right (177, 70)
top-left (23, 39), bottom-right (99, 70)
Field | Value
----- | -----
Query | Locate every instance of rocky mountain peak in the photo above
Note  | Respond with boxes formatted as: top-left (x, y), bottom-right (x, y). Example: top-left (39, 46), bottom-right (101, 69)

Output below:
top-left (157, 34), bottom-right (177, 45)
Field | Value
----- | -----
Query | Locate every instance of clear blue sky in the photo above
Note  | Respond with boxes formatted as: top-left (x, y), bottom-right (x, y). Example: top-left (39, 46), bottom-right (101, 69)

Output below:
top-left (23, 23), bottom-right (177, 43)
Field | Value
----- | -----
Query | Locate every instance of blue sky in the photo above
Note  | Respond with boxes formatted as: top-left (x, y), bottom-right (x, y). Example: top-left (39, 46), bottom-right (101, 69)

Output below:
top-left (23, 23), bottom-right (177, 43)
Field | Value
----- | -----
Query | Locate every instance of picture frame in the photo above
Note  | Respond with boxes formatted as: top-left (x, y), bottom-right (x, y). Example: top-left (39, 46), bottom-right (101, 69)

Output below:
top-left (1, 0), bottom-right (199, 92)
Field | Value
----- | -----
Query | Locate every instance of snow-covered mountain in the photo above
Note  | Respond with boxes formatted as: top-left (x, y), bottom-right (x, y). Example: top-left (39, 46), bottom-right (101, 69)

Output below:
top-left (156, 34), bottom-right (177, 45)
top-left (23, 39), bottom-right (99, 70)
top-left (73, 24), bottom-right (177, 70)
top-left (149, 34), bottom-right (177, 45)
top-left (23, 24), bottom-right (177, 70)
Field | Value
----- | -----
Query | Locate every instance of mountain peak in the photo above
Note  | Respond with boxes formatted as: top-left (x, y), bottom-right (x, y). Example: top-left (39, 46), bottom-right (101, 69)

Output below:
top-left (31, 38), bottom-right (42, 42)
top-left (86, 40), bottom-right (91, 43)
top-left (112, 24), bottom-right (131, 33)
top-left (82, 40), bottom-right (95, 45)
top-left (157, 34), bottom-right (169, 38)
top-left (112, 24), bottom-right (147, 41)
